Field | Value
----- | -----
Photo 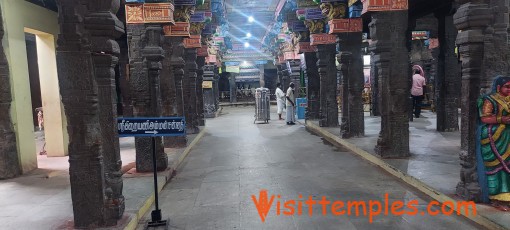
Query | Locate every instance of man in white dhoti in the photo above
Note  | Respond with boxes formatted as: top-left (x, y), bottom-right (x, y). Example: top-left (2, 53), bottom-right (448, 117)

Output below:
top-left (286, 82), bottom-right (296, 125)
top-left (275, 83), bottom-right (286, 120)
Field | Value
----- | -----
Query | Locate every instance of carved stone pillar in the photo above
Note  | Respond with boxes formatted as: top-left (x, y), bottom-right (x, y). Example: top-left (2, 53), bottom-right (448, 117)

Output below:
top-left (0, 4), bottom-right (21, 179)
top-left (370, 11), bottom-right (410, 158)
top-left (167, 37), bottom-right (187, 148)
top-left (435, 8), bottom-right (460, 132)
top-left (116, 5), bottom-right (131, 117)
top-left (86, 0), bottom-right (125, 222)
top-left (56, 0), bottom-right (108, 227)
top-left (184, 48), bottom-right (199, 133)
top-left (213, 67), bottom-right (220, 110)
top-left (288, 60), bottom-right (301, 88)
top-left (229, 73), bottom-right (237, 103)
top-left (370, 51), bottom-right (380, 116)
top-left (203, 65), bottom-right (215, 118)
top-left (305, 52), bottom-right (320, 120)
top-left (317, 44), bottom-right (339, 127)
top-left (276, 64), bottom-right (283, 84)
top-left (454, 2), bottom-right (492, 202)
top-left (338, 33), bottom-right (365, 138)
top-left (196, 56), bottom-right (205, 126)
top-left (161, 36), bottom-right (180, 148)
top-left (127, 23), bottom-right (167, 172)
top-left (141, 25), bottom-right (167, 171)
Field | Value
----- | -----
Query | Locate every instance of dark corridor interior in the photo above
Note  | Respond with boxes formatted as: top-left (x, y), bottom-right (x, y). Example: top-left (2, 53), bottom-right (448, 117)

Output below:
top-left (25, 33), bottom-right (42, 128)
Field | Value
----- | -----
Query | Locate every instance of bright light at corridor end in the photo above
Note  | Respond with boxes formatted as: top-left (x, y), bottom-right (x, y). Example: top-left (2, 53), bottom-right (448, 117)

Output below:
top-left (244, 42), bottom-right (250, 48)
top-left (248, 16), bottom-right (255, 23)
top-left (246, 33), bottom-right (252, 38)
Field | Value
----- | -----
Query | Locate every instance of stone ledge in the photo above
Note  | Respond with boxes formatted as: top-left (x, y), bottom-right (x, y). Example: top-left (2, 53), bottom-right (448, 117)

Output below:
top-left (304, 120), bottom-right (507, 230)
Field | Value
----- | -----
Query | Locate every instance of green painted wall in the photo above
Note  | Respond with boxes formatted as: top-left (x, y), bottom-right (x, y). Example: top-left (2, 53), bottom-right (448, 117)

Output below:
top-left (1, 0), bottom-right (65, 173)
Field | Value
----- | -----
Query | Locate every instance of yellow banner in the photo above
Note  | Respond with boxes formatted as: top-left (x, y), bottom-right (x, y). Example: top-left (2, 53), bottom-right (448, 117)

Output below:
top-left (202, 81), bottom-right (213, 89)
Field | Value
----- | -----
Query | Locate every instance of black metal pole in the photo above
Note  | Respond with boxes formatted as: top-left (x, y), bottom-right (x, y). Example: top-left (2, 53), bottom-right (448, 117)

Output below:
top-left (148, 136), bottom-right (166, 227)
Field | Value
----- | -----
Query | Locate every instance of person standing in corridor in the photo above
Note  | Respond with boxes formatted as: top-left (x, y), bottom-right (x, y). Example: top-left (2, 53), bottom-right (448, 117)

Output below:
top-left (411, 65), bottom-right (426, 118)
top-left (275, 83), bottom-right (286, 120)
top-left (286, 82), bottom-right (296, 125)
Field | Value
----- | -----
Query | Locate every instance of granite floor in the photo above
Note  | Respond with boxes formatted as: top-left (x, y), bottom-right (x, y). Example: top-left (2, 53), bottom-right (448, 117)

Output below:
top-left (139, 106), bottom-right (483, 230)
top-left (310, 110), bottom-right (461, 196)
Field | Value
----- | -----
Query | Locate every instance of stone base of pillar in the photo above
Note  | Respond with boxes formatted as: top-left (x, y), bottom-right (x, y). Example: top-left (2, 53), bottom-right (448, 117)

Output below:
top-left (135, 137), bottom-right (168, 172)
top-left (164, 136), bottom-right (187, 148)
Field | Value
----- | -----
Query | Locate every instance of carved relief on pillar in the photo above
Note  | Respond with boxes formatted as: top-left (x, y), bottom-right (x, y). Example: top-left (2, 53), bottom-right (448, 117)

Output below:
top-left (86, 0), bottom-right (126, 223)
top-left (454, 2), bottom-right (492, 202)
top-left (320, 1), bottom-right (348, 21)
top-left (125, 2), bottom-right (175, 24)
top-left (162, 5), bottom-right (194, 37)
top-left (0, 4), bottom-right (21, 179)
top-left (361, 0), bottom-right (408, 14)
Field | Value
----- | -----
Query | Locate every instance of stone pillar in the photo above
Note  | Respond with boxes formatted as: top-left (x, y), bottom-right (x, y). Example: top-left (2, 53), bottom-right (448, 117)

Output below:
top-left (435, 8), bottom-right (460, 132)
top-left (317, 44), bottom-right (339, 127)
top-left (338, 33), bottom-right (365, 138)
top-left (56, 0), bottom-right (108, 227)
top-left (370, 11), bottom-right (410, 158)
top-left (213, 67), bottom-right (220, 110)
top-left (0, 4), bottom-right (21, 179)
top-left (305, 52), bottom-right (320, 120)
top-left (161, 36), bottom-right (180, 148)
top-left (288, 60), bottom-right (301, 88)
top-left (196, 56), bottom-right (205, 126)
top-left (370, 51), bottom-right (380, 116)
top-left (86, 0), bottom-right (125, 222)
top-left (229, 73), bottom-right (237, 103)
top-left (167, 37), bottom-right (187, 148)
top-left (259, 65), bottom-right (265, 88)
top-left (454, 2), bottom-right (492, 202)
top-left (203, 69), bottom-right (215, 118)
top-left (184, 48), bottom-right (199, 134)
top-left (116, 6), bottom-right (132, 117)
top-left (276, 64), bottom-right (283, 84)
top-left (127, 24), bottom-right (167, 172)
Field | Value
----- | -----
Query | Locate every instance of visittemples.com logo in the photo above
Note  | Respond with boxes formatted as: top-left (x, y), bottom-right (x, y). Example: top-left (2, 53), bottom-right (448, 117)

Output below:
top-left (251, 190), bottom-right (477, 223)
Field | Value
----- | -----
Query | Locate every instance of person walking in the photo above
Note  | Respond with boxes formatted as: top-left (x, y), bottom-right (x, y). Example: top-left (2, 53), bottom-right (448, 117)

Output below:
top-left (411, 65), bottom-right (426, 118)
top-left (275, 83), bottom-right (286, 120)
top-left (286, 82), bottom-right (296, 125)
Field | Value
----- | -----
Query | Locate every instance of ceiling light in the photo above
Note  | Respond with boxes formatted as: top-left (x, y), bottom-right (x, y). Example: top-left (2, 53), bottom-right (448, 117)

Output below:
top-left (244, 42), bottom-right (250, 48)
top-left (243, 61), bottom-right (248, 65)
top-left (246, 33), bottom-right (252, 38)
top-left (248, 16), bottom-right (254, 23)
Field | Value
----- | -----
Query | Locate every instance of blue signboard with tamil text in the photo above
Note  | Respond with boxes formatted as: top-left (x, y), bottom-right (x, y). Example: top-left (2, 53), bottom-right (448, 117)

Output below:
top-left (117, 117), bottom-right (186, 137)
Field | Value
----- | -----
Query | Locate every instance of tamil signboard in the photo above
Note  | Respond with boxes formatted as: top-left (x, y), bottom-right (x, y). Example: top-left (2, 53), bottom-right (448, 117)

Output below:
top-left (117, 117), bottom-right (186, 137)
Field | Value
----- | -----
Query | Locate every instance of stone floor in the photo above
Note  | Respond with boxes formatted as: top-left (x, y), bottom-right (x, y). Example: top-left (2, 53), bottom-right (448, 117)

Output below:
top-left (0, 133), bottom-right (201, 229)
top-left (310, 110), bottom-right (460, 196)
top-left (138, 106), bottom-right (481, 230)
top-left (306, 110), bottom-right (510, 229)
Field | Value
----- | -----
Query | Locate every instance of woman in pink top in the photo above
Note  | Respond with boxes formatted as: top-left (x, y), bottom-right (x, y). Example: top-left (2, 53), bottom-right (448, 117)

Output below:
top-left (411, 65), bottom-right (426, 118)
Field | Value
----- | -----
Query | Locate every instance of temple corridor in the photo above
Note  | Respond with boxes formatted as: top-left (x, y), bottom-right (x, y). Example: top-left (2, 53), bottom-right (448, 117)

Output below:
top-left (136, 106), bottom-right (480, 229)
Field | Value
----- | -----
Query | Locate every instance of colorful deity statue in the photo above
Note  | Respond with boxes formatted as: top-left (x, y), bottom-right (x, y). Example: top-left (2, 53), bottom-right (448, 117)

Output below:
top-left (478, 76), bottom-right (510, 210)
